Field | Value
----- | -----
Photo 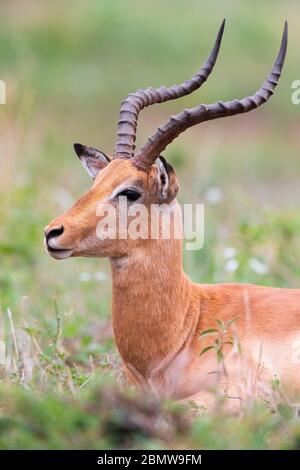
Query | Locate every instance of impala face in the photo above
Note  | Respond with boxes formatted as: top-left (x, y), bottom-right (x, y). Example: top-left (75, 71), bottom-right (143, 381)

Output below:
top-left (44, 145), bottom-right (179, 260)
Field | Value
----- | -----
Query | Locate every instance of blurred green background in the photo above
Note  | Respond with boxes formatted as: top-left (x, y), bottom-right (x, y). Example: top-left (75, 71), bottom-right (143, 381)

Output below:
top-left (1, 0), bottom-right (300, 449)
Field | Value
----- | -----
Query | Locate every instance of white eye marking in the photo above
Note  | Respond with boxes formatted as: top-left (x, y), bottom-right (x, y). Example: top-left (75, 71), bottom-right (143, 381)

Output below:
top-left (109, 183), bottom-right (141, 201)
top-left (109, 183), bottom-right (130, 200)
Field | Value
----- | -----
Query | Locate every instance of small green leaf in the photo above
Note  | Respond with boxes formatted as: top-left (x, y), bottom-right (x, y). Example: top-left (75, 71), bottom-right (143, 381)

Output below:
top-left (217, 349), bottom-right (224, 363)
top-left (271, 377), bottom-right (280, 391)
top-left (227, 316), bottom-right (240, 327)
top-left (216, 319), bottom-right (224, 329)
top-left (199, 328), bottom-right (218, 338)
top-left (22, 326), bottom-right (41, 337)
top-left (199, 345), bottom-right (214, 356)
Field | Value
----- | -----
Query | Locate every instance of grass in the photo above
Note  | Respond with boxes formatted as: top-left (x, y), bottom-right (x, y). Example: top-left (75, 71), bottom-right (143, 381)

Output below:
top-left (1, 0), bottom-right (300, 449)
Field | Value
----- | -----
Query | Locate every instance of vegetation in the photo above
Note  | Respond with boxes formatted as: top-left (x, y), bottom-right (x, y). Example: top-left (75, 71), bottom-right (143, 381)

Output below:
top-left (1, 0), bottom-right (300, 449)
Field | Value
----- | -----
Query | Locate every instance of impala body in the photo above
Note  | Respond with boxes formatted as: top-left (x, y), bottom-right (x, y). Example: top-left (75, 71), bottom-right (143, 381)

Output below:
top-left (44, 22), bottom-right (298, 409)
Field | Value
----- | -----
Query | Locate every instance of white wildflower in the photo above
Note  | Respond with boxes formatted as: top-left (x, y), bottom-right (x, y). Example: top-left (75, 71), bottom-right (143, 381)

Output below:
top-left (95, 271), bottom-right (107, 282)
top-left (205, 186), bottom-right (223, 205)
top-left (249, 258), bottom-right (269, 275)
top-left (79, 272), bottom-right (92, 282)
top-left (223, 247), bottom-right (237, 259)
top-left (225, 259), bottom-right (239, 273)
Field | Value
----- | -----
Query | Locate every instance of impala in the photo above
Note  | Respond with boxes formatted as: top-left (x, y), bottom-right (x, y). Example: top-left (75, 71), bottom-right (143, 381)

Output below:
top-left (45, 21), bottom-right (296, 408)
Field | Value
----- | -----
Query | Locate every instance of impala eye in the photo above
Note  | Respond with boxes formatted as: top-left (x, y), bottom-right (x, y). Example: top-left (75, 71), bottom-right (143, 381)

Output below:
top-left (117, 189), bottom-right (141, 201)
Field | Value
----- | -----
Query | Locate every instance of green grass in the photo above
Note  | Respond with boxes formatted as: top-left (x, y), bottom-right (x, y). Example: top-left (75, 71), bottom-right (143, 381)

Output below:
top-left (1, 383), bottom-right (300, 450)
top-left (1, 0), bottom-right (300, 449)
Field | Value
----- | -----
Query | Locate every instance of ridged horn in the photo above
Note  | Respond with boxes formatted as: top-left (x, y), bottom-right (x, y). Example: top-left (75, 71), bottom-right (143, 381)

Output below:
top-left (134, 21), bottom-right (288, 170)
top-left (114, 20), bottom-right (226, 158)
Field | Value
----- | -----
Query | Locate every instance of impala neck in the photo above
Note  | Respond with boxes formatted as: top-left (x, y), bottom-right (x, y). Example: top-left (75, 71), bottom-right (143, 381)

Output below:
top-left (110, 204), bottom-right (197, 378)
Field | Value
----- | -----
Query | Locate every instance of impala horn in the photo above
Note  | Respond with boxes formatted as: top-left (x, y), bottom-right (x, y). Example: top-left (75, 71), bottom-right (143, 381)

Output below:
top-left (114, 21), bottom-right (287, 172)
top-left (115, 19), bottom-right (226, 159)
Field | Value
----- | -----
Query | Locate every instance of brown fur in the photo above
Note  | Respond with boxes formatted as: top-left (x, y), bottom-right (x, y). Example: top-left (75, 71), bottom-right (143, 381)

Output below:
top-left (45, 158), bottom-right (300, 408)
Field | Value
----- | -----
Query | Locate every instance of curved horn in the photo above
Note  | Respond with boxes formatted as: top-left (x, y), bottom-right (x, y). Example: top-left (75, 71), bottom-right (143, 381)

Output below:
top-left (135, 21), bottom-right (288, 171)
top-left (114, 20), bottom-right (225, 159)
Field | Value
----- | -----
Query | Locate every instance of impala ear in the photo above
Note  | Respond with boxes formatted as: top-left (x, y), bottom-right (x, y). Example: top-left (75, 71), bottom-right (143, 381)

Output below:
top-left (155, 156), bottom-right (179, 203)
top-left (73, 143), bottom-right (111, 179)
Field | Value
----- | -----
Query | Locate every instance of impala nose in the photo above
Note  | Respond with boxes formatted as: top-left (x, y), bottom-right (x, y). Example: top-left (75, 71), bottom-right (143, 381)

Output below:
top-left (44, 225), bottom-right (64, 242)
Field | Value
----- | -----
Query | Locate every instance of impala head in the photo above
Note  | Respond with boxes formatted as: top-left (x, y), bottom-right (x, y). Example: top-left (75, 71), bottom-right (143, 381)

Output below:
top-left (44, 20), bottom-right (287, 260)
top-left (44, 150), bottom-right (179, 259)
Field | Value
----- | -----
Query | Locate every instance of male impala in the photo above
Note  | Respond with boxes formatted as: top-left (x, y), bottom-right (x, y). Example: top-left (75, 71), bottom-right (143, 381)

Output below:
top-left (44, 21), bottom-right (296, 408)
